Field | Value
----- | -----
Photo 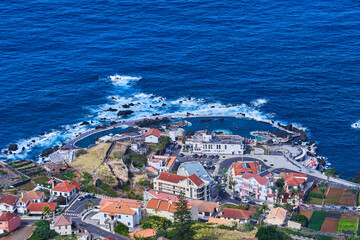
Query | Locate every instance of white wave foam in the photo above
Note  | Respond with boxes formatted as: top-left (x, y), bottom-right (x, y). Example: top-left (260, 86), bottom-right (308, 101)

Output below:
top-left (251, 98), bottom-right (268, 108)
top-left (109, 74), bottom-right (142, 86)
top-left (351, 120), bottom-right (360, 129)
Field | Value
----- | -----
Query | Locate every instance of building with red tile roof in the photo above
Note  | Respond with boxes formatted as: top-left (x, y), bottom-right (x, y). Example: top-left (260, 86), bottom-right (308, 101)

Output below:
top-left (232, 162), bottom-right (259, 177)
top-left (148, 155), bottom-right (177, 173)
top-left (99, 197), bottom-right (141, 207)
top-left (27, 202), bottom-right (57, 215)
top-left (154, 172), bottom-right (211, 201)
top-left (143, 129), bottom-right (162, 143)
top-left (102, 238), bottom-right (116, 240)
top-left (220, 208), bottom-right (252, 223)
top-left (129, 228), bottom-right (157, 239)
top-left (143, 190), bottom-right (179, 203)
top-left (91, 200), bottom-right (142, 228)
top-left (276, 172), bottom-right (308, 193)
top-left (145, 199), bottom-right (197, 221)
top-left (0, 212), bottom-right (21, 233)
top-left (51, 180), bottom-right (80, 200)
top-left (188, 200), bottom-right (221, 219)
top-left (16, 191), bottom-right (45, 214)
top-left (0, 195), bottom-right (18, 213)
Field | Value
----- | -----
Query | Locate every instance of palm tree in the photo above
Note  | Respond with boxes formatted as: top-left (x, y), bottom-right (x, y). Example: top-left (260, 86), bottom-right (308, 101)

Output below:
top-left (270, 185), bottom-right (277, 203)
top-left (221, 168), bottom-right (228, 183)
top-left (42, 206), bottom-right (51, 219)
top-left (350, 188), bottom-right (359, 209)
top-left (276, 178), bottom-right (285, 203)
top-left (324, 167), bottom-right (336, 185)
top-left (283, 203), bottom-right (293, 212)
top-left (259, 203), bottom-right (269, 224)
top-left (293, 188), bottom-right (304, 204)
top-left (88, 199), bottom-right (94, 209)
top-left (228, 179), bottom-right (237, 197)
top-left (274, 202), bottom-right (281, 208)
top-left (318, 182), bottom-right (328, 207)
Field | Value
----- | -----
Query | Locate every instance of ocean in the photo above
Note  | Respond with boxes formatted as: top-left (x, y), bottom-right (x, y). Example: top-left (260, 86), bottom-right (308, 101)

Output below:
top-left (0, 0), bottom-right (359, 178)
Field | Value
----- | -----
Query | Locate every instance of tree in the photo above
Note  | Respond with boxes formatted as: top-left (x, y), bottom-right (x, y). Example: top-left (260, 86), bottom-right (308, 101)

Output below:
top-left (318, 182), bottom-right (328, 207)
top-left (276, 178), bottom-right (285, 203)
top-left (28, 220), bottom-right (57, 240)
top-left (42, 206), bottom-right (51, 219)
top-left (115, 222), bottom-right (129, 236)
top-left (274, 202), bottom-right (281, 208)
top-left (282, 203), bottom-right (293, 212)
top-left (259, 203), bottom-right (269, 224)
top-left (324, 167), bottom-right (336, 185)
top-left (228, 179), bottom-right (237, 197)
top-left (290, 213), bottom-right (308, 227)
top-left (270, 185), bottom-right (277, 203)
top-left (171, 192), bottom-right (194, 240)
top-left (255, 226), bottom-right (291, 240)
top-left (140, 216), bottom-right (171, 230)
top-left (88, 199), bottom-right (94, 209)
top-left (221, 168), bottom-right (228, 183)
top-left (293, 188), bottom-right (304, 203)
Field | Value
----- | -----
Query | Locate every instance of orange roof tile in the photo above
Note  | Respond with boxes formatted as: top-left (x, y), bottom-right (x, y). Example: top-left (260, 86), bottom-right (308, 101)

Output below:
top-left (166, 156), bottom-right (176, 169)
top-left (208, 217), bottom-right (239, 225)
top-left (266, 207), bottom-right (287, 221)
top-left (129, 228), bottom-right (157, 239)
top-left (146, 199), bottom-right (177, 213)
top-left (27, 202), bottom-right (57, 213)
top-left (221, 208), bottom-right (252, 220)
top-left (53, 214), bottom-right (72, 226)
top-left (52, 180), bottom-right (77, 193)
top-left (102, 237), bottom-right (116, 240)
top-left (99, 200), bottom-right (141, 215)
top-left (233, 162), bottom-right (259, 176)
top-left (143, 129), bottom-right (161, 138)
top-left (17, 191), bottom-right (44, 204)
top-left (158, 172), bottom-right (187, 184)
top-left (145, 166), bottom-right (159, 174)
top-left (0, 212), bottom-right (17, 222)
top-left (189, 200), bottom-right (220, 213)
top-left (99, 198), bottom-right (142, 207)
top-left (0, 195), bottom-right (18, 206)
top-left (146, 190), bottom-right (179, 202)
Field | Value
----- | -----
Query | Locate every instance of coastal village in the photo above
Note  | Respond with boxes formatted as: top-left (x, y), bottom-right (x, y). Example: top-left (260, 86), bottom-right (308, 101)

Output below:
top-left (1, 115), bottom-right (360, 240)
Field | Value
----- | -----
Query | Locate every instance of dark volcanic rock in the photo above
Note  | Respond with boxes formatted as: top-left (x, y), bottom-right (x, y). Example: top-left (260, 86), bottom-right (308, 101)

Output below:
top-left (22, 147), bottom-right (25, 151)
top-left (161, 103), bottom-right (167, 107)
top-left (299, 130), bottom-right (308, 142)
top-left (110, 121), bottom-right (118, 126)
top-left (309, 140), bottom-right (316, 145)
top-left (3, 150), bottom-right (8, 155)
top-left (285, 123), bottom-right (293, 131)
top-left (8, 144), bottom-right (18, 151)
top-left (41, 146), bottom-right (59, 158)
top-left (117, 110), bottom-right (134, 117)
top-left (95, 124), bottom-right (108, 130)
top-left (135, 117), bottom-right (169, 127)
top-left (200, 119), bottom-right (207, 123)
top-left (185, 130), bottom-right (195, 137)
top-left (31, 140), bottom-right (36, 143)
top-left (219, 118), bottom-right (224, 121)
top-left (211, 106), bottom-right (215, 108)
top-left (162, 117), bottom-right (170, 123)
top-left (179, 101), bottom-right (183, 103)
top-left (122, 104), bottom-right (131, 108)
top-left (152, 113), bottom-right (160, 116)
top-left (80, 121), bottom-right (90, 126)
top-left (40, 132), bottom-right (45, 136)
top-left (106, 107), bottom-right (118, 112)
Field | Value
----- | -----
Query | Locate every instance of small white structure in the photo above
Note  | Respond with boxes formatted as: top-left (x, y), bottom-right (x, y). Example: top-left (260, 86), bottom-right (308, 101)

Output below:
top-left (168, 128), bottom-right (185, 141)
top-left (186, 130), bottom-right (245, 155)
top-left (143, 129), bottom-right (162, 144)
top-left (131, 139), bottom-right (149, 155)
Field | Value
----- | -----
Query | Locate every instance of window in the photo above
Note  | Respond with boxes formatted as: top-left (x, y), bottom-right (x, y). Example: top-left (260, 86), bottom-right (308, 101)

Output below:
top-left (128, 222), bottom-right (130, 226)
top-left (118, 215), bottom-right (121, 219)
top-left (199, 212), bottom-right (203, 214)
top-left (65, 226), bottom-right (67, 229)
top-left (104, 214), bottom-right (106, 217)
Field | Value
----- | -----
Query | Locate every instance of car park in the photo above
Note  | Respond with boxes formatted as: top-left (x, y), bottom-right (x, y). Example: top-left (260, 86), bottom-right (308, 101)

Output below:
top-left (78, 196), bottom-right (84, 201)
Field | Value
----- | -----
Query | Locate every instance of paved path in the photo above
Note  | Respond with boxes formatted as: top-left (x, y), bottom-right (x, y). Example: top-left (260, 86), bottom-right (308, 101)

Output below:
top-left (4, 225), bottom-right (34, 240)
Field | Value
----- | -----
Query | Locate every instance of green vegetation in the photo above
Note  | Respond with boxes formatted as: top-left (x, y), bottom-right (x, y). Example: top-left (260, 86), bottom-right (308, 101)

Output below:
top-left (18, 181), bottom-right (36, 191)
top-left (115, 222), bottom-right (129, 236)
top-left (75, 149), bottom-right (87, 158)
top-left (141, 216), bottom-right (172, 230)
top-left (238, 222), bottom-right (255, 232)
top-left (0, 169), bottom-right (7, 175)
top-left (218, 225), bottom-right (235, 230)
top-left (33, 176), bottom-right (50, 185)
top-left (280, 228), bottom-right (332, 240)
top-left (62, 171), bottom-right (76, 180)
top-left (220, 204), bottom-right (248, 211)
top-left (308, 211), bottom-right (326, 231)
top-left (290, 213), bottom-right (309, 227)
top-left (28, 220), bottom-right (57, 240)
top-left (255, 226), bottom-right (291, 240)
top-left (99, 183), bottom-right (118, 197)
top-left (124, 153), bottom-right (147, 167)
top-left (337, 219), bottom-right (358, 234)
top-left (308, 192), bottom-right (323, 199)
top-left (137, 178), bottom-right (151, 187)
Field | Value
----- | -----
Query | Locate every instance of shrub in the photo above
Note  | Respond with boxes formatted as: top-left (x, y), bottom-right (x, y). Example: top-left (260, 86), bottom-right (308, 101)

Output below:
top-left (82, 172), bottom-right (93, 180)
top-left (75, 149), bottom-right (87, 158)
top-left (308, 192), bottom-right (323, 199)
top-left (238, 223), bottom-right (254, 232)
top-left (141, 216), bottom-right (172, 230)
top-left (290, 213), bottom-right (308, 227)
top-left (137, 179), bottom-right (151, 187)
top-left (115, 222), bottom-right (129, 236)
top-left (28, 220), bottom-right (57, 240)
top-left (99, 184), bottom-right (118, 197)
top-left (218, 225), bottom-right (234, 230)
top-left (221, 204), bottom-right (248, 210)
top-left (124, 153), bottom-right (147, 167)
top-left (256, 226), bottom-right (291, 240)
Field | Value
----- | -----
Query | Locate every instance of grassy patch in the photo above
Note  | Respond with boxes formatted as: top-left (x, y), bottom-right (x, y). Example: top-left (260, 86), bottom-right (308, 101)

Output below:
top-left (99, 184), bottom-right (118, 197)
top-left (337, 218), bottom-right (358, 234)
top-left (124, 153), bottom-right (147, 167)
top-left (18, 182), bottom-right (36, 191)
top-left (193, 227), bottom-right (257, 240)
top-left (33, 176), bottom-right (50, 185)
top-left (309, 211), bottom-right (326, 231)
top-left (308, 192), bottom-right (323, 199)
top-left (70, 143), bottom-right (110, 172)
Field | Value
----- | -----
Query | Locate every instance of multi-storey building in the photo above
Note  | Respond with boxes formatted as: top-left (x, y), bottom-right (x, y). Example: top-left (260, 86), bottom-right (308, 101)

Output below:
top-left (153, 172), bottom-right (211, 201)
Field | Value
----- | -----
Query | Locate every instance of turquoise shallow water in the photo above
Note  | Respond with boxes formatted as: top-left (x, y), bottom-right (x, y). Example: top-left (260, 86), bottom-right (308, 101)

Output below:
top-left (0, 0), bottom-right (360, 178)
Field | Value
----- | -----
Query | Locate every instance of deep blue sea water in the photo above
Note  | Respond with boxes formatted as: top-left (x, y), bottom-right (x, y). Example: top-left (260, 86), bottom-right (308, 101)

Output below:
top-left (1, 0), bottom-right (359, 178)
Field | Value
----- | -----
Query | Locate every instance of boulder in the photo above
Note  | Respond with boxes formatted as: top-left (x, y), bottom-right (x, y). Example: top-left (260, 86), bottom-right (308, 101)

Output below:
top-left (299, 131), bottom-right (308, 142)
top-left (285, 123), bottom-right (293, 131)
top-left (8, 143), bottom-right (18, 151)
top-left (41, 146), bottom-right (59, 157)
top-left (162, 117), bottom-right (170, 123)
top-left (110, 121), bottom-right (118, 126)
top-left (80, 121), bottom-right (90, 126)
top-left (117, 110), bottom-right (134, 117)
top-left (161, 103), bottom-right (167, 107)
top-left (95, 125), bottom-right (108, 130)
top-left (105, 107), bottom-right (118, 112)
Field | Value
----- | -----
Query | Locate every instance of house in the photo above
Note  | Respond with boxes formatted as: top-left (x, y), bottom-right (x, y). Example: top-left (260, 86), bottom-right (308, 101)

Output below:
top-left (145, 198), bottom-right (198, 221)
top-left (44, 161), bottom-right (68, 173)
top-left (234, 172), bottom-right (274, 202)
top-left (0, 212), bottom-right (21, 233)
top-left (264, 207), bottom-right (288, 226)
top-left (50, 214), bottom-right (72, 235)
top-left (154, 172), bottom-right (211, 201)
top-left (208, 217), bottom-right (239, 225)
top-left (145, 167), bottom-right (159, 175)
top-left (168, 128), bottom-right (185, 141)
top-left (219, 208), bottom-right (252, 223)
top-left (276, 172), bottom-right (308, 193)
top-left (130, 139), bottom-right (149, 155)
top-left (26, 202), bottom-right (57, 215)
top-left (99, 198), bottom-right (141, 207)
top-left (143, 129), bottom-right (162, 144)
top-left (186, 130), bottom-right (245, 155)
top-left (129, 228), bottom-right (157, 239)
top-left (147, 155), bottom-right (177, 173)
top-left (143, 190), bottom-right (179, 202)
top-left (92, 200), bottom-right (142, 228)
top-left (51, 180), bottom-right (80, 200)
top-left (17, 191), bottom-right (45, 214)
top-left (231, 162), bottom-right (260, 178)
top-left (0, 195), bottom-right (18, 213)
top-left (188, 200), bottom-right (220, 219)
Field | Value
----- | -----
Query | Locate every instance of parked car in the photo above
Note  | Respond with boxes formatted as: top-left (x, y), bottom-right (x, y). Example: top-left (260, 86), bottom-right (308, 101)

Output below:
top-left (215, 155), bottom-right (219, 159)
top-left (209, 155), bottom-right (214, 159)
top-left (84, 193), bottom-right (95, 199)
top-left (309, 204), bottom-right (316, 208)
top-left (340, 206), bottom-right (349, 210)
top-left (208, 161), bottom-right (213, 166)
top-left (179, 153), bottom-right (184, 157)
top-left (298, 204), bottom-right (307, 208)
top-left (203, 154), bottom-right (207, 158)
top-left (234, 196), bottom-right (241, 201)
top-left (329, 205), bottom-right (337, 209)
top-left (247, 200), bottom-right (256, 205)
top-left (78, 196), bottom-right (84, 201)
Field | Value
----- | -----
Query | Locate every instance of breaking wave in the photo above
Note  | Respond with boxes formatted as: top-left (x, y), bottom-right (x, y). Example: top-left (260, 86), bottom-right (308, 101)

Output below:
top-left (351, 120), bottom-right (360, 129)
top-left (108, 74), bottom-right (142, 86)
top-left (251, 98), bottom-right (268, 108)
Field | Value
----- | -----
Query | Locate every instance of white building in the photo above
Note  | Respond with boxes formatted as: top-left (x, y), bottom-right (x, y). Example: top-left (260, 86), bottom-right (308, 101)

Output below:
top-left (51, 214), bottom-right (72, 235)
top-left (235, 171), bottom-right (274, 202)
top-left (0, 195), bottom-right (18, 213)
top-left (92, 200), bottom-right (142, 228)
top-left (186, 130), bottom-right (245, 155)
top-left (143, 129), bottom-right (162, 144)
top-left (16, 191), bottom-right (44, 214)
top-left (131, 139), bottom-right (149, 155)
top-left (154, 172), bottom-right (211, 201)
top-left (168, 128), bottom-right (185, 141)
top-left (51, 180), bottom-right (80, 202)
top-left (147, 155), bottom-right (176, 173)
